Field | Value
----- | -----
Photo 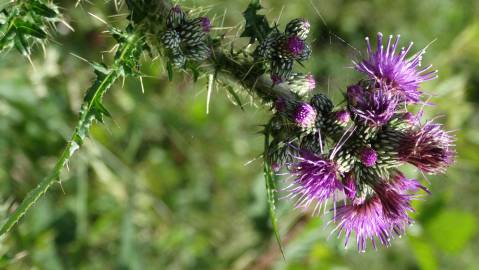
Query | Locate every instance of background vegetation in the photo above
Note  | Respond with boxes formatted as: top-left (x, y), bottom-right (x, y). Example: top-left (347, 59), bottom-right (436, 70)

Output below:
top-left (0, 0), bottom-right (478, 269)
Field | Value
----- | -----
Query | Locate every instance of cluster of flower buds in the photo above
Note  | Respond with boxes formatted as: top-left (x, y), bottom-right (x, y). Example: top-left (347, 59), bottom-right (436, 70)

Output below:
top-left (161, 5), bottom-right (212, 67)
top-left (268, 33), bottom-right (455, 251)
top-left (255, 18), bottom-right (313, 91)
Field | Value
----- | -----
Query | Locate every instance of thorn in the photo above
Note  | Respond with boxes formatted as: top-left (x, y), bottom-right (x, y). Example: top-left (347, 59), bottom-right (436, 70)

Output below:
top-left (69, 52), bottom-right (90, 64)
top-left (26, 55), bottom-right (36, 72)
top-left (88, 12), bottom-right (108, 25)
top-left (60, 20), bottom-right (75, 32)
top-left (206, 73), bottom-right (214, 114)
top-left (58, 180), bottom-right (66, 195)
top-left (139, 76), bottom-right (145, 94)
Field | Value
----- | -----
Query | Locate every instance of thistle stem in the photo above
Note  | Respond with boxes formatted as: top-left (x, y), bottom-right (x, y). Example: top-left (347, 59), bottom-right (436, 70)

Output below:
top-left (0, 32), bottom-right (142, 236)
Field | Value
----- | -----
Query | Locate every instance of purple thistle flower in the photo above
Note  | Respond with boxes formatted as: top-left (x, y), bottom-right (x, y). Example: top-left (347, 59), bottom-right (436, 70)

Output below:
top-left (354, 33), bottom-right (438, 103)
top-left (285, 18), bottom-right (311, 40)
top-left (390, 171), bottom-right (430, 194)
top-left (360, 147), bottom-right (378, 167)
top-left (305, 73), bottom-right (316, 90)
top-left (373, 171), bottom-right (428, 236)
top-left (333, 170), bottom-right (428, 251)
top-left (199, 17), bottom-right (211, 32)
top-left (334, 196), bottom-right (392, 251)
top-left (398, 121), bottom-right (455, 174)
top-left (294, 103), bottom-right (317, 129)
top-left (402, 112), bottom-right (421, 125)
top-left (288, 151), bottom-right (342, 208)
top-left (347, 84), bottom-right (399, 126)
top-left (287, 36), bottom-right (305, 56)
top-left (335, 110), bottom-right (351, 124)
top-left (374, 182), bottom-right (413, 229)
top-left (343, 173), bottom-right (356, 200)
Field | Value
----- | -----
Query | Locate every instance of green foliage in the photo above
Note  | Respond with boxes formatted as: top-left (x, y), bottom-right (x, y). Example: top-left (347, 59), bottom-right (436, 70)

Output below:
top-left (426, 210), bottom-right (477, 254)
top-left (0, 27), bottom-right (145, 236)
top-left (241, 0), bottom-right (272, 43)
top-left (0, 0), bottom-right (66, 56)
top-left (0, 0), bottom-right (478, 269)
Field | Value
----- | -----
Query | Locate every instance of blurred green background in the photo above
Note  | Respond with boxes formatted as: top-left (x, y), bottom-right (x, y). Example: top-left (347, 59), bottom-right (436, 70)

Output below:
top-left (1, 0), bottom-right (479, 269)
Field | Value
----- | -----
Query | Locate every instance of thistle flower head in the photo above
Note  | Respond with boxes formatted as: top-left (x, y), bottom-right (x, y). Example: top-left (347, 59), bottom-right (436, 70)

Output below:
top-left (401, 112), bottom-right (422, 126)
top-left (310, 93), bottom-right (333, 114)
top-left (271, 58), bottom-right (294, 82)
top-left (374, 182), bottom-right (413, 224)
top-left (399, 121), bottom-right (455, 174)
top-left (390, 171), bottom-right (430, 194)
top-left (288, 151), bottom-right (342, 208)
top-left (343, 173), bottom-right (357, 200)
top-left (360, 147), bottom-right (378, 167)
top-left (354, 33), bottom-right (438, 103)
top-left (305, 73), bottom-right (316, 90)
top-left (199, 16), bottom-right (211, 32)
top-left (167, 5), bottom-right (186, 28)
top-left (286, 73), bottom-right (316, 96)
top-left (286, 36), bottom-right (305, 56)
top-left (347, 84), bottom-right (399, 126)
top-left (354, 33), bottom-right (437, 103)
top-left (334, 196), bottom-right (392, 251)
top-left (335, 110), bottom-right (351, 124)
top-left (294, 103), bottom-right (317, 129)
top-left (285, 18), bottom-right (311, 40)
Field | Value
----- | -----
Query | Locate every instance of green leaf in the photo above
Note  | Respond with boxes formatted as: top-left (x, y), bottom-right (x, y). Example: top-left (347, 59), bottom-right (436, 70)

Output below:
top-left (13, 33), bottom-right (29, 56)
top-left (263, 123), bottom-right (285, 259)
top-left (125, 0), bottom-right (148, 23)
top-left (240, 0), bottom-right (272, 43)
top-left (13, 19), bottom-right (47, 39)
top-left (426, 210), bottom-right (477, 253)
top-left (0, 27), bottom-right (15, 52)
top-left (30, 1), bottom-right (57, 18)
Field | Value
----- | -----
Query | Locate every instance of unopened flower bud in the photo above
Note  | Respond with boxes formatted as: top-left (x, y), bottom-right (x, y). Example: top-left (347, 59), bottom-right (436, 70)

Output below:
top-left (294, 103), bottom-right (317, 130)
top-left (285, 18), bottom-right (311, 40)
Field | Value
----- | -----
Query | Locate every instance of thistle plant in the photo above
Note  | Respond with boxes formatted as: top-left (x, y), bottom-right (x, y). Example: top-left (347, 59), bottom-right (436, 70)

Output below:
top-left (0, 0), bottom-right (71, 58)
top-left (270, 33), bottom-right (455, 251)
top-left (0, 0), bottom-right (456, 254)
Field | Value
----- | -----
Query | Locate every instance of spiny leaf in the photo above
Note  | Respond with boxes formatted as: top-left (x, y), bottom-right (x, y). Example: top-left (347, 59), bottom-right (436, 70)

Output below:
top-left (13, 33), bottom-right (29, 56)
top-left (29, 1), bottom-right (57, 18)
top-left (263, 123), bottom-right (285, 259)
top-left (0, 28), bottom-right (15, 51)
top-left (13, 19), bottom-right (47, 39)
top-left (240, 0), bottom-right (272, 43)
